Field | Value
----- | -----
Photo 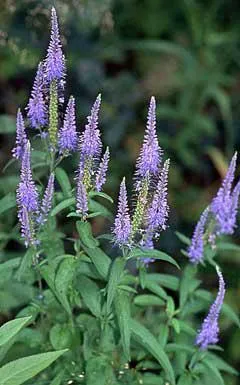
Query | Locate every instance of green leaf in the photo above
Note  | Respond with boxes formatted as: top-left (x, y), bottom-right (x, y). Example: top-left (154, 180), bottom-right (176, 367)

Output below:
top-left (171, 318), bottom-right (181, 334)
top-left (0, 193), bottom-right (16, 216)
top-left (114, 289), bottom-right (131, 361)
top-left (76, 221), bottom-right (99, 249)
top-left (166, 343), bottom-right (195, 354)
top-left (89, 191), bottom-right (113, 203)
top-left (0, 258), bottom-right (21, 275)
top-left (51, 197), bottom-right (75, 216)
top-left (217, 242), bottom-right (240, 252)
top-left (106, 258), bottom-right (125, 314)
top-left (50, 324), bottom-right (72, 350)
top-left (202, 360), bottom-right (225, 385)
top-left (0, 317), bottom-right (31, 347)
top-left (175, 231), bottom-right (191, 245)
top-left (85, 356), bottom-right (115, 385)
top-left (206, 352), bottom-right (238, 376)
top-left (177, 373), bottom-right (193, 385)
top-left (147, 273), bottom-right (179, 291)
top-left (55, 257), bottom-right (76, 316)
top-left (77, 276), bottom-right (101, 317)
top-left (49, 371), bottom-right (65, 385)
top-left (166, 296), bottom-right (175, 316)
top-left (129, 248), bottom-right (180, 269)
top-left (130, 319), bottom-right (175, 385)
top-left (144, 279), bottom-right (168, 300)
top-left (134, 295), bottom-right (165, 307)
top-left (55, 167), bottom-right (72, 198)
top-left (15, 248), bottom-right (35, 281)
top-left (88, 199), bottom-right (113, 218)
top-left (0, 349), bottom-right (67, 385)
top-left (84, 247), bottom-right (111, 280)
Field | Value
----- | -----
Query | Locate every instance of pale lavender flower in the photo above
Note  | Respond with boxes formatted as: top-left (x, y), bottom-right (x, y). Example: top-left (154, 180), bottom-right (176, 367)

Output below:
top-left (27, 62), bottom-right (47, 128)
top-left (17, 142), bottom-right (39, 213)
top-left (12, 109), bottom-right (28, 160)
top-left (135, 96), bottom-right (162, 182)
top-left (38, 173), bottom-right (55, 224)
top-left (95, 147), bottom-right (110, 192)
top-left (211, 153), bottom-right (238, 235)
top-left (19, 206), bottom-right (35, 247)
top-left (146, 159), bottom-right (170, 235)
top-left (76, 178), bottom-right (88, 217)
top-left (196, 267), bottom-right (225, 350)
top-left (45, 7), bottom-right (65, 82)
top-left (113, 178), bottom-right (131, 246)
top-left (188, 208), bottom-right (209, 264)
top-left (80, 94), bottom-right (102, 159)
top-left (58, 96), bottom-right (78, 152)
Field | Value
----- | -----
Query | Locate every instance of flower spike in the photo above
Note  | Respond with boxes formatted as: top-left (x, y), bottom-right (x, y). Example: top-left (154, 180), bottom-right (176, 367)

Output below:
top-left (95, 147), bottom-right (110, 192)
top-left (147, 159), bottom-right (170, 235)
top-left (17, 142), bottom-right (39, 213)
top-left (113, 177), bottom-right (131, 246)
top-left (76, 178), bottom-right (88, 218)
top-left (135, 96), bottom-right (162, 182)
top-left (196, 266), bottom-right (225, 349)
top-left (80, 94), bottom-right (102, 158)
top-left (188, 207), bottom-right (209, 264)
top-left (27, 62), bottom-right (47, 129)
top-left (45, 7), bottom-right (65, 82)
top-left (39, 173), bottom-right (55, 224)
top-left (58, 96), bottom-right (78, 152)
top-left (12, 109), bottom-right (28, 160)
top-left (211, 152), bottom-right (239, 234)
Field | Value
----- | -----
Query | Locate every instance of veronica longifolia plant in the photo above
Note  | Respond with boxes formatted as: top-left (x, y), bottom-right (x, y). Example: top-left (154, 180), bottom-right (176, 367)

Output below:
top-left (2, 7), bottom-right (240, 385)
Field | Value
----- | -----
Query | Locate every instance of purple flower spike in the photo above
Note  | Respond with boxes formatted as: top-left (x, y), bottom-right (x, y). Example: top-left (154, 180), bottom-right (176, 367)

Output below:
top-left (95, 147), bottom-right (110, 192)
top-left (12, 109), bottom-right (28, 160)
top-left (147, 159), bottom-right (170, 235)
top-left (45, 7), bottom-right (65, 82)
top-left (188, 208), bottom-right (209, 264)
top-left (76, 178), bottom-right (88, 218)
top-left (80, 94), bottom-right (102, 158)
top-left (19, 206), bottom-right (35, 247)
top-left (27, 62), bottom-right (47, 128)
top-left (196, 267), bottom-right (225, 350)
top-left (17, 142), bottom-right (39, 213)
top-left (113, 177), bottom-right (131, 247)
top-left (59, 96), bottom-right (78, 152)
top-left (135, 96), bottom-right (162, 182)
top-left (211, 153), bottom-right (239, 234)
top-left (39, 173), bottom-right (55, 224)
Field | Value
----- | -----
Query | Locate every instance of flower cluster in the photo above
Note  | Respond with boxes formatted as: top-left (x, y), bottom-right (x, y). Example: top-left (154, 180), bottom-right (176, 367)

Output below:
top-left (113, 97), bottom-right (169, 255)
top-left (188, 152), bottom-right (240, 264)
top-left (13, 7), bottom-right (110, 240)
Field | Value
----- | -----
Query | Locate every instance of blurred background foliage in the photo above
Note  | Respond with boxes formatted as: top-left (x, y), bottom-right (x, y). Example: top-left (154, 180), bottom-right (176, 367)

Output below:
top-left (0, 0), bottom-right (240, 383)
